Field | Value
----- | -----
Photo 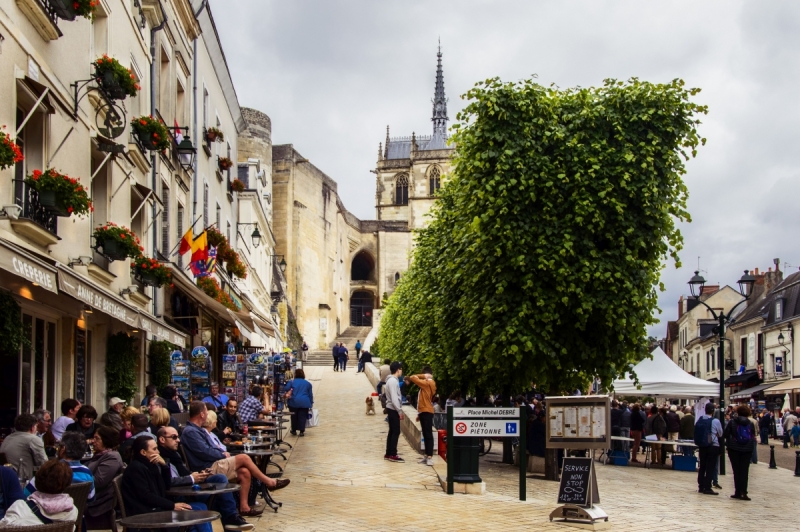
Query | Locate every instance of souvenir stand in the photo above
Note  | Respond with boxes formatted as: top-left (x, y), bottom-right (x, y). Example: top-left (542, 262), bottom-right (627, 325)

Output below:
top-left (170, 350), bottom-right (191, 403)
top-left (190, 346), bottom-right (212, 400)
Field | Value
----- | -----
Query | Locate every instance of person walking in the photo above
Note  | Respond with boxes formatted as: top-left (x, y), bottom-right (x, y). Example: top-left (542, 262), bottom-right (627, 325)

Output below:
top-left (695, 402), bottom-right (723, 495)
top-left (652, 407), bottom-right (668, 465)
top-left (284, 369), bottom-right (313, 437)
top-left (332, 342), bottom-right (340, 372)
top-left (301, 341), bottom-right (309, 362)
top-left (758, 410), bottom-right (772, 445)
top-left (782, 409), bottom-right (797, 448)
top-left (338, 343), bottom-right (349, 372)
top-left (355, 340), bottom-right (362, 358)
top-left (410, 366), bottom-right (436, 466)
top-left (724, 405), bottom-right (757, 500)
top-left (384, 362), bottom-right (404, 463)
top-left (619, 402), bottom-right (631, 454)
top-left (630, 404), bottom-right (645, 462)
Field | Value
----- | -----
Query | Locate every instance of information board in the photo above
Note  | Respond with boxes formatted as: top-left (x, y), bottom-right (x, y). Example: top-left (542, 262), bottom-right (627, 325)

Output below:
top-left (546, 395), bottom-right (610, 450)
top-left (557, 457), bottom-right (599, 507)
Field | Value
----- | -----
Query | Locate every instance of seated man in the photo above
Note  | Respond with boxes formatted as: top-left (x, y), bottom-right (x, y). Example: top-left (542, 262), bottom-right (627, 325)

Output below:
top-left (216, 399), bottom-right (242, 441)
top-left (237, 387), bottom-right (271, 425)
top-left (181, 401), bottom-right (289, 516)
top-left (120, 414), bottom-right (156, 464)
top-left (25, 431), bottom-right (95, 500)
top-left (0, 414), bottom-right (47, 483)
top-left (203, 383), bottom-right (229, 410)
top-left (156, 427), bottom-right (254, 530)
top-left (122, 437), bottom-right (209, 532)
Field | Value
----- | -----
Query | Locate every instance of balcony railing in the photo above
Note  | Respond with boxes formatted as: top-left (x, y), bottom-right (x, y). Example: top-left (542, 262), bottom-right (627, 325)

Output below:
top-left (13, 179), bottom-right (58, 235)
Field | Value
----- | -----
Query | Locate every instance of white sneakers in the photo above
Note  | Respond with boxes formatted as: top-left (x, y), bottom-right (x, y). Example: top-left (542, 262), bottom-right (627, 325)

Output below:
top-left (419, 457), bottom-right (433, 466)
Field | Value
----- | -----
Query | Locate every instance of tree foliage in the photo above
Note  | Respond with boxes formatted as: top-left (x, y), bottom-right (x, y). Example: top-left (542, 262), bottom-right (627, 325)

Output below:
top-left (379, 77), bottom-right (706, 394)
top-left (148, 340), bottom-right (177, 391)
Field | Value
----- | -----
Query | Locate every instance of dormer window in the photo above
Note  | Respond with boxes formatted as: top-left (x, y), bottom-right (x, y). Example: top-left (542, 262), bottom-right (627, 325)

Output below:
top-left (775, 300), bottom-right (783, 321)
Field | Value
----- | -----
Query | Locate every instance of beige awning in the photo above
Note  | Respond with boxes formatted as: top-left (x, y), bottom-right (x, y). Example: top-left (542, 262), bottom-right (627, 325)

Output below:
top-left (764, 378), bottom-right (800, 395)
top-left (171, 270), bottom-right (235, 324)
top-left (0, 239), bottom-right (58, 294)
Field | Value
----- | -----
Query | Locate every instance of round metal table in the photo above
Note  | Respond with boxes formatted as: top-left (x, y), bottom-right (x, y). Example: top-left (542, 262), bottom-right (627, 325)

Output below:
top-left (120, 510), bottom-right (220, 531)
top-left (165, 482), bottom-right (240, 497)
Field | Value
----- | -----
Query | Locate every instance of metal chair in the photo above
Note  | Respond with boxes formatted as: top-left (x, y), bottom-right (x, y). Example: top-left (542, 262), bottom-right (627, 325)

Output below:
top-left (63, 481), bottom-right (92, 532)
top-left (1, 522), bottom-right (75, 532)
top-left (172, 412), bottom-right (190, 428)
top-left (111, 475), bottom-right (127, 521)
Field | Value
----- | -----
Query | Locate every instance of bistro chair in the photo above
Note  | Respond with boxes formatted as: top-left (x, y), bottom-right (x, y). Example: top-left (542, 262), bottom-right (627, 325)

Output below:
top-left (172, 412), bottom-right (190, 428)
top-left (1, 522), bottom-right (75, 532)
top-left (112, 475), bottom-right (127, 522)
top-left (63, 481), bottom-right (92, 532)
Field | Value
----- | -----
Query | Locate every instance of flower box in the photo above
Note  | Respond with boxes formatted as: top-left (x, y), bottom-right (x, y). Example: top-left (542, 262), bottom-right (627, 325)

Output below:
top-left (230, 179), bottom-right (245, 193)
top-left (99, 239), bottom-right (129, 262)
top-left (206, 127), bottom-right (224, 143)
top-left (132, 256), bottom-right (171, 287)
top-left (51, 0), bottom-right (96, 21)
top-left (24, 169), bottom-right (92, 218)
top-left (218, 157), bottom-right (233, 171)
top-left (0, 127), bottom-right (24, 171)
top-left (94, 56), bottom-right (140, 100)
top-left (131, 116), bottom-right (170, 152)
top-left (93, 223), bottom-right (144, 262)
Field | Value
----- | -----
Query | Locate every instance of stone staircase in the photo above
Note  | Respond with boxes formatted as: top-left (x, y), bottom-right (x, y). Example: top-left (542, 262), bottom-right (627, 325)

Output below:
top-left (303, 326), bottom-right (373, 366)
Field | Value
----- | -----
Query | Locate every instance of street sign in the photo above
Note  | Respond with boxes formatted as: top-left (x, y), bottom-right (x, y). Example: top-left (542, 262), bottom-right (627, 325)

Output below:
top-left (453, 419), bottom-right (519, 437)
top-left (452, 407), bottom-right (518, 418)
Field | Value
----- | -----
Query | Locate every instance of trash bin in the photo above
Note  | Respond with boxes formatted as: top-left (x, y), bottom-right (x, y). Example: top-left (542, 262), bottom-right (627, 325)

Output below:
top-left (438, 429), bottom-right (447, 461)
top-left (450, 436), bottom-right (482, 483)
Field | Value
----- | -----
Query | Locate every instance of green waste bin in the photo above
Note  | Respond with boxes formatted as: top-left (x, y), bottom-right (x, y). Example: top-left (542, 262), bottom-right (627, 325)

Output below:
top-left (451, 436), bottom-right (482, 483)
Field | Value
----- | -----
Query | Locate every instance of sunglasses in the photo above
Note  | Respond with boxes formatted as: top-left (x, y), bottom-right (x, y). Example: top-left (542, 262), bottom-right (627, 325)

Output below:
top-left (163, 435), bottom-right (180, 440)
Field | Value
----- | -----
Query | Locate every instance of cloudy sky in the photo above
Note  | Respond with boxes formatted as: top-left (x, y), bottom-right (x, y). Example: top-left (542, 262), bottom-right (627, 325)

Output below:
top-left (210, 1), bottom-right (800, 337)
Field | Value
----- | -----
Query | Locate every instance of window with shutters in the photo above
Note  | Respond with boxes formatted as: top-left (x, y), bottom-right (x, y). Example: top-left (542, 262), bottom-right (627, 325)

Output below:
top-left (203, 182), bottom-right (209, 228)
top-left (176, 204), bottom-right (184, 268)
top-left (227, 221), bottom-right (231, 244)
top-left (161, 184), bottom-right (170, 257)
top-left (216, 204), bottom-right (221, 229)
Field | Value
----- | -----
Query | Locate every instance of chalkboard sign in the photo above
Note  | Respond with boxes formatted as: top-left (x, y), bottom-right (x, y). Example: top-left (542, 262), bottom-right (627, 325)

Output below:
top-left (557, 457), bottom-right (598, 507)
top-left (75, 327), bottom-right (87, 404)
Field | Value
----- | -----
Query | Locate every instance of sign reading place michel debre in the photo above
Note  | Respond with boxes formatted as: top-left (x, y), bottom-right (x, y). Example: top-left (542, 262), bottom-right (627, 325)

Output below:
top-left (452, 407), bottom-right (520, 437)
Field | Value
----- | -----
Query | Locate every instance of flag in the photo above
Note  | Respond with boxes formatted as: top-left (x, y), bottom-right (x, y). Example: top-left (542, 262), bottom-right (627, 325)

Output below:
top-left (174, 119), bottom-right (183, 144)
top-left (190, 231), bottom-right (208, 263)
top-left (191, 246), bottom-right (216, 278)
top-left (178, 227), bottom-right (193, 256)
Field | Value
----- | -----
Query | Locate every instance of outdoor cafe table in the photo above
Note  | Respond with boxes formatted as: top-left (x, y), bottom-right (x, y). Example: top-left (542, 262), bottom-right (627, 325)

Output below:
top-left (595, 436), bottom-right (635, 464)
top-left (165, 482), bottom-right (240, 498)
top-left (643, 439), bottom-right (697, 469)
top-left (119, 510), bottom-right (220, 532)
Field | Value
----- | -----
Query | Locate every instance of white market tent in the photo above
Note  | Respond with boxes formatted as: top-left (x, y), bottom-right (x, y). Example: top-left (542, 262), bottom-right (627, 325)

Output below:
top-left (611, 347), bottom-right (719, 399)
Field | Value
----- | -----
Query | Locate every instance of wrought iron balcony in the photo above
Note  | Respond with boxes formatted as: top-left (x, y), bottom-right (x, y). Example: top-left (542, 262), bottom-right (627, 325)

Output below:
top-left (16, 0), bottom-right (64, 41)
top-left (14, 179), bottom-right (58, 235)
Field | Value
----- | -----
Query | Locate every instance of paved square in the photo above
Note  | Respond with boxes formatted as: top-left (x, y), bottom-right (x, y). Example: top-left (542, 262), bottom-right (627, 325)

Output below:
top-left (250, 367), bottom-right (797, 531)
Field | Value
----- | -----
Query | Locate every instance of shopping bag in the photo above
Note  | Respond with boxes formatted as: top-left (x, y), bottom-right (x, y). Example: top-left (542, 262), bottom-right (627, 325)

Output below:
top-left (307, 408), bottom-right (320, 427)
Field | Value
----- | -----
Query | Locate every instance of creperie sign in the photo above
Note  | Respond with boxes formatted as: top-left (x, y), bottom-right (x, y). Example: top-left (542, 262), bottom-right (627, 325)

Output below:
top-left (12, 256), bottom-right (56, 292)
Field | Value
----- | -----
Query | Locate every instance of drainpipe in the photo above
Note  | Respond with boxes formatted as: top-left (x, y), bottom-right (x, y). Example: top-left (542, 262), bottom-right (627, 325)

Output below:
top-left (192, 1), bottom-right (208, 227)
top-left (150, 0), bottom-right (167, 316)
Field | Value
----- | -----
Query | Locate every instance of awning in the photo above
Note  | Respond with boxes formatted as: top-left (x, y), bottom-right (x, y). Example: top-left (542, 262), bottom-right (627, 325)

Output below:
top-left (253, 318), bottom-right (275, 338)
top-left (764, 378), bottom-right (800, 395)
top-left (730, 383), bottom-right (777, 400)
top-left (227, 309), bottom-right (254, 341)
top-left (171, 270), bottom-right (235, 324)
top-left (0, 239), bottom-right (58, 294)
top-left (723, 371), bottom-right (758, 387)
top-left (57, 265), bottom-right (188, 345)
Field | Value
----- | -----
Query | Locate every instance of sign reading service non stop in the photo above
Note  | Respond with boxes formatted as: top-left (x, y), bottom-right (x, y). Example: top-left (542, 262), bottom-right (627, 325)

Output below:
top-left (453, 419), bottom-right (519, 437)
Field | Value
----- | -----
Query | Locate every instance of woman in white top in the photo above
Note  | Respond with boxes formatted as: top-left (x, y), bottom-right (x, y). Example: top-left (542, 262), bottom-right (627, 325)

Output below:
top-left (202, 411), bottom-right (228, 452)
top-left (0, 459), bottom-right (78, 528)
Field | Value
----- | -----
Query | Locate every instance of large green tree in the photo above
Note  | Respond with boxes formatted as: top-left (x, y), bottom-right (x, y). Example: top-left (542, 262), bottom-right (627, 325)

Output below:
top-left (379, 77), bottom-right (706, 394)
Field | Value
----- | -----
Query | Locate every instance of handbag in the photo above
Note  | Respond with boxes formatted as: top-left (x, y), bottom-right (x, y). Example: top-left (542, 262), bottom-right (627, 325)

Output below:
top-left (306, 408), bottom-right (320, 427)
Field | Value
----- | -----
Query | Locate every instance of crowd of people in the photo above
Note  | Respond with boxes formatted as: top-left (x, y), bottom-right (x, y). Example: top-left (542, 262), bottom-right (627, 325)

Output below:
top-left (0, 379), bottom-right (306, 530)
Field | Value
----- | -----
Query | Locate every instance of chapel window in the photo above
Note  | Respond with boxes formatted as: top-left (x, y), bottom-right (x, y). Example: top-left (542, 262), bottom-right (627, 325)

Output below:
top-left (395, 174), bottom-right (409, 205)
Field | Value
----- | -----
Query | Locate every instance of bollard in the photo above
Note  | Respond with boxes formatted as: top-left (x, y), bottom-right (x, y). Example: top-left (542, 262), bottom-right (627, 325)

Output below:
top-left (769, 446), bottom-right (778, 469)
top-left (795, 451), bottom-right (800, 477)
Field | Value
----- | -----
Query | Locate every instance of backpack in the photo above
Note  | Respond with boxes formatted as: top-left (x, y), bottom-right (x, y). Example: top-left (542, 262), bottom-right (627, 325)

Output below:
top-left (729, 420), bottom-right (754, 445)
top-left (694, 416), bottom-right (713, 448)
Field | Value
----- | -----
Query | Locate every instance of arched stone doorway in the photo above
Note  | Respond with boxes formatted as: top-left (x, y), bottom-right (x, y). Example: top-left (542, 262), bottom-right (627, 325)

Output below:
top-left (350, 290), bottom-right (375, 327)
top-left (351, 250), bottom-right (375, 282)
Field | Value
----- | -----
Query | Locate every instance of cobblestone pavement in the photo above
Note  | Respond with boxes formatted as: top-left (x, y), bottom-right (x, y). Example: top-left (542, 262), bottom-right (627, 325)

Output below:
top-left (249, 367), bottom-right (800, 531)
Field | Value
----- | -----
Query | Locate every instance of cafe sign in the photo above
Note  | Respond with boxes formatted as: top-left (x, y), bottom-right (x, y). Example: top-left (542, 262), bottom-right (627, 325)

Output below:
top-left (0, 241), bottom-right (58, 294)
top-left (58, 270), bottom-right (138, 327)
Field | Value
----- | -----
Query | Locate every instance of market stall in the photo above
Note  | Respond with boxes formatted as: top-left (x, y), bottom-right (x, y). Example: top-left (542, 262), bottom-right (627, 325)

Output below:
top-left (612, 348), bottom-right (719, 398)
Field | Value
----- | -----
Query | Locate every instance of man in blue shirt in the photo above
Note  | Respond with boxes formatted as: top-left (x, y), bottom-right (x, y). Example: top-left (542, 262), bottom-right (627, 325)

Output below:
top-left (202, 382), bottom-right (229, 410)
top-left (696, 402), bottom-right (724, 495)
top-left (181, 402), bottom-right (289, 516)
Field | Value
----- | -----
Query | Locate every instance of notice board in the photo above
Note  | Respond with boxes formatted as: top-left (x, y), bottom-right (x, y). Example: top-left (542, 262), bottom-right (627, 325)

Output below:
top-left (557, 457), bottom-right (599, 507)
top-left (546, 395), bottom-right (610, 450)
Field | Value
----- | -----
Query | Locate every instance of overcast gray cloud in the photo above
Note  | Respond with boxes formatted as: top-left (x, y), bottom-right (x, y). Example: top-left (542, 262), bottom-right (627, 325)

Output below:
top-left (210, 0), bottom-right (800, 338)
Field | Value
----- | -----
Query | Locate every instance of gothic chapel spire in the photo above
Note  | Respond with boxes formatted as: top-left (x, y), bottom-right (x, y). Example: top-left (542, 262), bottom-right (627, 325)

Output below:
top-left (431, 41), bottom-right (448, 143)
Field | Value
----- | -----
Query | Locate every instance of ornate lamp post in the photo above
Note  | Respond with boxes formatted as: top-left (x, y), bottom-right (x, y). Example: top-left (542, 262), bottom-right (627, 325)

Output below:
top-left (687, 270), bottom-right (756, 475)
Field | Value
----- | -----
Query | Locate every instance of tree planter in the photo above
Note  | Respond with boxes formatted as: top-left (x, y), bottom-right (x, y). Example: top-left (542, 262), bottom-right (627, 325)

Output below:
top-left (37, 190), bottom-right (71, 217)
top-left (50, 0), bottom-right (77, 21)
top-left (135, 131), bottom-right (158, 151)
top-left (98, 71), bottom-right (127, 100)
top-left (98, 239), bottom-right (129, 262)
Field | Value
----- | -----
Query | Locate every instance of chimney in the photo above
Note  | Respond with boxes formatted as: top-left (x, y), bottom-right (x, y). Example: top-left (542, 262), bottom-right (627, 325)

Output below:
top-left (774, 258), bottom-right (781, 272)
top-left (754, 267), bottom-right (759, 275)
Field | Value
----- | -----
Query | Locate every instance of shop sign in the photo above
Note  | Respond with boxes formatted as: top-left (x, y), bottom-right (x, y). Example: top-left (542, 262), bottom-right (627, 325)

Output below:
top-left (59, 272), bottom-right (137, 327)
top-left (0, 248), bottom-right (57, 294)
top-left (223, 283), bottom-right (243, 310)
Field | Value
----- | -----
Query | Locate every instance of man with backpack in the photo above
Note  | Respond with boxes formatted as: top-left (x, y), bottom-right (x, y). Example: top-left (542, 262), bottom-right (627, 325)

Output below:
top-left (695, 402), bottom-right (723, 495)
top-left (724, 405), bottom-right (757, 500)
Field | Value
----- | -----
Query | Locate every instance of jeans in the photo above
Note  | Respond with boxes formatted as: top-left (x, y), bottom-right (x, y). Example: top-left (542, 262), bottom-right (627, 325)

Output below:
top-left (386, 409), bottom-right (401, 457)
top-left (357, 360), bottom-right (364, 372)
top-left (201, 474), bottom-right (237, 522)
top-left (760, 427), bottom-right (769, 445)
top-left (290, 407), bottom-right (309, 433)
top-left (727, 448), bottom-right (752, 496)
top-left (187, 502), bottom-right (212, 532)
top-left (619, 428), bottom-right (631, 453)
top-left (419, 412), bottom-right (434, 457)
top-left (333, 355), bottom-right (339, 371)
top-left (751, 441), bottom-right (758, 464)
top-left (697, 445), bottom-right (719, 491)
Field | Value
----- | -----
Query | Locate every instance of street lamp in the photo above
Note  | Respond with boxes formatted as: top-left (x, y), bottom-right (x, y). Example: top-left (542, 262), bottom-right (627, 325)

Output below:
top-left (686, 270), bottom-right (756, 476)
top-left (267, 254), bottom-right (287, 273)
top-left (236, 223), bottom-right (262, 249)
top-left (176, 136), bottom-right (197, 172)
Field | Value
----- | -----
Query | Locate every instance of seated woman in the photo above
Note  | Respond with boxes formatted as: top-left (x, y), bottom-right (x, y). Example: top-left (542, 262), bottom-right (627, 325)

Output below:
top-left (65, 405), bottom-right (99, 442)
top-left (0, 466), bottom-right (24, 519)
top-left (149, 407), bottom-right (172, 434)
top-left (85, 426), bottom-right (124, 529)
top-left (119, 406), bottom-right (140, 444)
top-left (202, 411), bottom-right (227, 452)
top-left (0, 459), bottom-right (77, 527)
top-left (121, 437), bottom-right (211, 532)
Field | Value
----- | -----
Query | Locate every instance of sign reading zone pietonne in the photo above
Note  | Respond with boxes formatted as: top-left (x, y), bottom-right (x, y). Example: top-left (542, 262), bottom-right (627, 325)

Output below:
top-left (453, 419), bottom-right (519, 437)
top-left (452, 407), bottom-right (518, 418)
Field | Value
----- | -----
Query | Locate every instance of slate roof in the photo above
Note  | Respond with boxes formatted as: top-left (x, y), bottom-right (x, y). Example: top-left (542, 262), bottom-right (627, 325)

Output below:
top-left (733, 270), bottom-right (800, 327)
